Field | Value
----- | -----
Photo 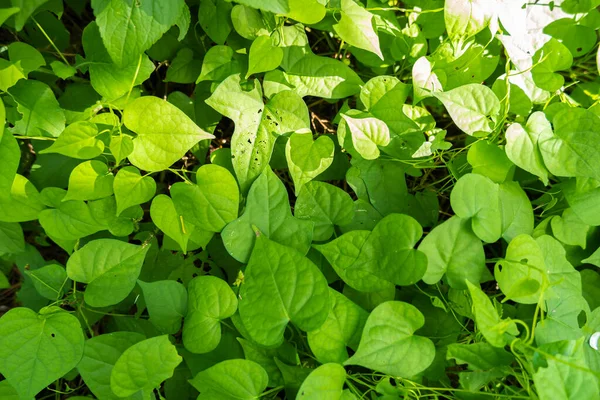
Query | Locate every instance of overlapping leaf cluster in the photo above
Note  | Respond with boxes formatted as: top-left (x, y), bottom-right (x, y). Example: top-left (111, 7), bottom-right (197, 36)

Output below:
top-left (0, 0), bottom-right (600, 399)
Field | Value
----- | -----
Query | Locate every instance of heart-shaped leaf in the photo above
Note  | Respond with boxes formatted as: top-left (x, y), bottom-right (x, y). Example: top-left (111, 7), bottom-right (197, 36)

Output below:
top-left (0, 307), bottom-right (85, 399)
top-left (150, 194), bottom-right (193, 253)
top-left (123, 96), bottom-right (214, 171)
top-left (183, 276), bottom-right (238, 353)
top-left (78, 332), bottom-right (146, 400)
top-left (64, 160), bottom-right (114, 201)
top-left (314, 214), bottom-right (427, 292)
top-left (171, 164), bottom-right (239, 232)
top-left (222, 167), bottom-right (313, 263)
top-left (345, 301), bottom-right (435, 377)
top-left (419, 216), bottom-right (486, 289)
top-left (113, 166), bottom-right (157, 216)
top-left (110, 335), bottom-right (182, 398)
top-left (66, 239), bottom-right (150, 307)
top-left (238, 233), bottom-right (330, 347)
top-left (139, 280), bottom-right (188, 334)
top-left (247, 35), bottom-right (283, 78)
top-left (189, 359), bottom-right (268, 399)
top-left (307, 289), bottom-right (368, 364)
top-left (286, 133), bottom-right (334, 195)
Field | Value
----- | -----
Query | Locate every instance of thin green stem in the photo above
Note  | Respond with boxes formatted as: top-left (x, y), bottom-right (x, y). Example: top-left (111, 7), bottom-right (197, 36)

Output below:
top-left (32, 17), bottom-right (70, 65)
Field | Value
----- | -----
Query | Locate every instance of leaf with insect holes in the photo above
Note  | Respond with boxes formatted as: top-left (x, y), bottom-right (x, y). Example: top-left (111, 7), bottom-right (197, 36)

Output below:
top-left (0, 307), bottom-right (85, 399)
top-left (206, 74), bottom-right (310, 193)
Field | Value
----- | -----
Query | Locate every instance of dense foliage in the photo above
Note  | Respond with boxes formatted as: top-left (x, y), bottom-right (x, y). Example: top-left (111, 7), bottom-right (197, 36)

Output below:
top-left (0, 0), bottom-right (600, 399)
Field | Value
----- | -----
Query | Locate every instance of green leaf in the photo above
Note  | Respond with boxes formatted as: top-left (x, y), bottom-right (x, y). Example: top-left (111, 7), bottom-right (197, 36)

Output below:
top-left (206, 75), bottom-right (309, 192)
top-left (170, 164), bottom-right (239, 233)
top-left (551, 209), bottom-right (589, 249)
top-left (532, 38), bottom-right (573, 92)
top-left (564, 178), bottom-right (600, 226)
top-left (50, 61), bottom-right (77, 79)
top-left (165, 48), bottom-right (202, 84)
top-left (295, 181), bottom-right (354, 242)
top-left (38, 198), bottom-right (104, 244)
top-left (231, 5), bottom-right (269, 40)
top-left (297, 363), bottom-right (347, 400)
top-left (66, 238), bottom-right (150, 307)
top-left (419, 216), bottom-right (486, 289)
top-left (333, 0), bottom-right (383, 60)
top-left (8, 42), bottom-right (45, 74)
top-left (314, 214), bottom-right (427, 292)
top-left (0, 221), bottom-right (24, 253)
top-left (8, 79), bottom-right (65, 137)
top-left (286, 0), bottom-right (325, 24)
top-left (183, 276), bottom-right (238, 353)
top-left (247, 35), bottom-right (283, 78)
top-left (234, 0), bottom-right (289, 14)
top-left (123, 96), bottom-right (215, 171)
top-left (150, 194), bottom-right (193, 253)
top-left (25, 264), bottom-right (69, 300)
top-left (40, 121), bottom-right (104, 159)
top-left (64, 160), bottom-right (114, 201)
top-left (0, 380), bottom-right (18, 400)
top-left (505, 111), bottom-right (551, 185)
top-left (82, 22), bottom-right (155, 100)
top-left (307, 289), bottom-right (368, 364)
top-left (433, 84), bottom-right (500, 136)
top-left (198, 0), bottom-right (233, 45)
top-left (139, 280), bottom-right (187, 334)
top-left (539, 107), bottom-right (600, 181)
top-left (533, 338), bottom-right (599, 400)
top-left (222, 168), bottom-right (313, 263)
top-left (114, 166), bottom-right (156, 216)
top-left (499, 182), bottom-right (534, 242)
top-left (0, 7), bottom-right (19, 29)
top-left (450, 173), bottom-right (502, 243)
top-left (340, 113), bottom-right (390, 160)
top-left (282, 54), bottom-right (363, 99)
top-left (189, 359), bottom-right (268, 399)
top-left (91, 0), bottom-right (185, 66)
top-left (495, 234), bottom-right (546, 304)
top-left (535, 235), bottom-right (587, 344)
top-left (238, 234), bottom-right (330, 347)
top-left (447, 342), bottom-right (514, 371)
top-left (445, 0), bottom-right (494, 41)
top-left (197, 45), bottom-right (243, 83)
top-left (110, 335), bottom-right (182, 397)
top-left (11, 0), bottom-right (49, 31)
top-left (0, 128), bottom-right (19, 201)
top-left (466, 281), bottom-right (519, 347)
top-left (0, 59), bottom-right (26, 92)
top-left (467, 141), bottom-right (515, 183)
top-left (110, 135), bottom-right (134, 165)
top-left (345, 301), bottom-right (435, 377)
top-left (0, 307), bottom-right (85, 399)
top-left (0, 174), bottom-right (46, 223)
top-left (286, 133), bottom-right (334, 195)
top-left (78, 332), bottom-right (146, 400)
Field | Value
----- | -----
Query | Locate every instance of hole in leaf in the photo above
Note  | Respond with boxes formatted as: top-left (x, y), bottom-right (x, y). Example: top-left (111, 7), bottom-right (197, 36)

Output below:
top-left (51, 333), bottom-right (55, 338)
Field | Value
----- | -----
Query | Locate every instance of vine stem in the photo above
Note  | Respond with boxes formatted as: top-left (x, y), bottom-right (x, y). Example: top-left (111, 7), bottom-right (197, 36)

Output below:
top-left (32, 17), bottom-right (70, 65)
